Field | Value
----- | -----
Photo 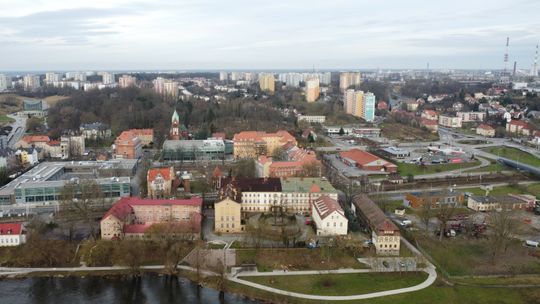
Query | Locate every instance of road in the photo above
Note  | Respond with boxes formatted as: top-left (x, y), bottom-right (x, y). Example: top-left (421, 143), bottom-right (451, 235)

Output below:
top-left (6, 113), bottom-right (26, 148)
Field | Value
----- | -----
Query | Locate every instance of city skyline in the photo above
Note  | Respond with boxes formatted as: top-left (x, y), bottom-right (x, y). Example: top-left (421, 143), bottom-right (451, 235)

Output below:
top-left (1, 0), bottom-right (540, 70)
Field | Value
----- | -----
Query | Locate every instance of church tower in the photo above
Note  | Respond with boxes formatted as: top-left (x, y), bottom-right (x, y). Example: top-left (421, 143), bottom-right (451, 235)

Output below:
top-left (169, 109), bottom-right (180, 140)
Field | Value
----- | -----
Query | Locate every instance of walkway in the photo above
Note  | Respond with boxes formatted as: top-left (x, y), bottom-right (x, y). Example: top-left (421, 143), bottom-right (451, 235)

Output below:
top-left (229, 265), bottom-right (437, 301)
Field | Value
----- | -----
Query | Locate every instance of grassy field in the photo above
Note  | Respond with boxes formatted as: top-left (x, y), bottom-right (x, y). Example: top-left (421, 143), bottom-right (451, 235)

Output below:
top-left (240, 272), bottom-right (428, 296)
top-left (236, 248), bottom-right (364, 272)
top-left (381, 123), bottom-right (439, 142)
top-left (43, 95), bottom-right (69, 106)
top-left (482, 146), bottom-right (540, 167)
top-left (225, 278), bottom-right (540, 304)
top-left (468, 162), bottom-right (509, 173)
top-left (397, 160), bottom-right (480, 176)
top-left (0, 114), bottom-right (15, 124)
top-left (461, 183), bottom-right (540, 197)
top-left (416, 236), bottom-right (540, 276)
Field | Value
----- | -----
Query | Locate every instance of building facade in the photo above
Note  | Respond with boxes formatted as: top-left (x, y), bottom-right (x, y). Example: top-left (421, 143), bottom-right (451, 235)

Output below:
top-left (100, 197), bottom-right (203, 240)
top-left (258, 73), bottom-right (275, 94)
top-left (438, 115), bottom-right (463, 128)
top-left (233, 130), bottom-right (297, 159)
top-left (114, 130), bottom-right (142, 159)
top-left (0, 223), bottom-right (26, 247)
top-left (353, 194), bottom-right (400, 256)
top-left (214, 196), bottom-right (243, 233)
top-left (147, 167), bottom-right (175, 198)
top-left (405, 190), bottom-right (465, 209)
top-left (339, 72), bottom-right (361, 92)
top-left (305, 78), bottom-right (320, 102)
top-left (312, 195), bottom-right (348, 236)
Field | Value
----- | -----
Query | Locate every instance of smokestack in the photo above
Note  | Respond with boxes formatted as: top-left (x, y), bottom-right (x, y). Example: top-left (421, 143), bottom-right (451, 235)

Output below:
top-left (513, 61), bottom-right (517, 76)
top-left (504, 37), bottom-right (510, 74)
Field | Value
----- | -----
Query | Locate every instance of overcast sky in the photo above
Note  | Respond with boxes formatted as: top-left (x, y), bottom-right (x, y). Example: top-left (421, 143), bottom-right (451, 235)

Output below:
top-left (1, 0), bottom-right (539, 71)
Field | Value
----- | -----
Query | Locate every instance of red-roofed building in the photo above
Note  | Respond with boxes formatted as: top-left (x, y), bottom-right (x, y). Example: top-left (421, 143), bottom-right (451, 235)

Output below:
top-left (114, 130), bottom-right (142, 159)
top-left (477, 124), bottom-right (496, 137)
top-left (353, 194), bottom-right (400, 256)
top-left (129, 129), bottom-right (154, 147)
top-left (17, 135), bottom-right (51, 151)
top-left (506, 120), bottom-right (534, 136)
top-left (339, 149), bottom-right (397, 173)
top-left (420, 118), bottom-right (439, 133)
top-left (312, 195), bottom-right (348, 236)
top-left (147, 167), bottom-right (175, 198)
top-left (256, 146), bottom-right (321, 178)
top-left (100, 196), bottom-right (203, 240)
top-left (233, 130), bottom-right (297, 159)
top-left (0, 223), bottom-right (26, 247)
top-left (377, 101), bottom-right (388, 110)
top-left (421, 110), bottom-right (438, 121)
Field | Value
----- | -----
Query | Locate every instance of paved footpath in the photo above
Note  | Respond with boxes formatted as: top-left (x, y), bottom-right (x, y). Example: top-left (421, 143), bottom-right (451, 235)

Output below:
top-left (229, 265), bottom-right (437, 301)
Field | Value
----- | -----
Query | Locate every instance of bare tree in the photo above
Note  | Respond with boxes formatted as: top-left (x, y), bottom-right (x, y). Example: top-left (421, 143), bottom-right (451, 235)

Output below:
top-left (58, 179), bottom-right (104, 241)
top-left (419, 201), bottom-right (433, 235)
top-left (488, 210), bottom-right (521, 264)
top-left (437, 203), bottom-right (455, 241)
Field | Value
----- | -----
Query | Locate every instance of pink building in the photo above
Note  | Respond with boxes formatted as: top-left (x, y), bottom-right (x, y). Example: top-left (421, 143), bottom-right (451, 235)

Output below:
top-left (100, 197), bottom-right (203, 240)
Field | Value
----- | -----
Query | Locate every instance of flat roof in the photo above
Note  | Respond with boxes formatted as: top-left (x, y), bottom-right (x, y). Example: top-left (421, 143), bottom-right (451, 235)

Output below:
top-left (0, 160), bottom-right (137, 196)
top-left (280, 177), bottom-right (337, 193)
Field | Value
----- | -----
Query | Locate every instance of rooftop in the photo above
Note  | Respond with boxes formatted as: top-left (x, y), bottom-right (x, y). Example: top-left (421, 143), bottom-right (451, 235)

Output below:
top-left (221, 177), bottom-right (282, 192)
top-left (0, 223), bottom-right (23, 235)
top-left (280, 177), bottom-right (336, 193)
top-left (313, 195), bottom-right (344, 220)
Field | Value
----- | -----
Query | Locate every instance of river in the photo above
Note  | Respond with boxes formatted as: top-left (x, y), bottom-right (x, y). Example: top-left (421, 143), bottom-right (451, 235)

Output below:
top-left (0, 273), bottom-right (260, 304)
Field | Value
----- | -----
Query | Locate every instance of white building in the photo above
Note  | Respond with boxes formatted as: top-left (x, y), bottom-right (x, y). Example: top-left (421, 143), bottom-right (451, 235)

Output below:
top-left (101, 72), bottom-right (115, 85)
top-left (23, 74), bottom-right (41, 91)
top-left (0, 223), bottom-right (26, 247)
top-left (0, 74), bottom-right (11, 91)
top-left (457, 111), bottom-right (486, 123)
top-left (297, 115), bottom-right (326, 124)
top-left (119, 75), bottom-right (137, 88)
top-left (438, 115), bottom-right (463, 128)
top-left (45, 73), bottom-right (61, 83)
top-left (312, 196), bottom-right (348, 236)
top-left (219, 71), bottom-right (228, 81)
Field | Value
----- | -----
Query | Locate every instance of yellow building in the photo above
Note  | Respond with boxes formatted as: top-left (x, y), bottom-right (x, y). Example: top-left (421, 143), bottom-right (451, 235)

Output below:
top-left (214, 197), bottom-right (243, 233)
top-left (343, 89), bottom-right (364, 117)
top-left (305, 78), bottom-right (320, 102)
top-left (233, 130), bottom-right (297, 159)
top-left (259, 73), bottom-right (275, 94)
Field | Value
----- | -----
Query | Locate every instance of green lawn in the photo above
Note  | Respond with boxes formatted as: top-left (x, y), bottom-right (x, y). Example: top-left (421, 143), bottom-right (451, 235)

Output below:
top-left (397, 160), bottom-right (480, 176)
top-left (240, 272), bottom-right (428, 296)
top-left (227, 279), bottom-right (540, 304)
top-left (482, 146), bottom-right (540, 167)
top-left (461, 183), bottom-right (540, 197)
top-left (467, 162), bottom-right (509, 173)
top-left (0, 114), bottom-right (14, 125)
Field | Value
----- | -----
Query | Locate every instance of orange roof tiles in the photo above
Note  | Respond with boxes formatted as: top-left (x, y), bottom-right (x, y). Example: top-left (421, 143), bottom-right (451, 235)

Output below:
top-left (22, 135), bottom-right (50, 143)
top-left (147, 167), bottom-right (172, 182)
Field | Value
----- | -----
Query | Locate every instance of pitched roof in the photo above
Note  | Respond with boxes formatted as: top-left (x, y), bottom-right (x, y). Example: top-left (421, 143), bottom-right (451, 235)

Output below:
top-left (101, 196), bottom-right (203, 222)
top-left (478, 124), bottom-right (495, 131)
top-left (423, 110), bottom-right (438, 116)
top-left (212, 166), bottom-right (222, 178)
top-left (147, 167), bottom-right (172, 182)
top-left (339, 149), bottom-right (396, 168)
top-left (22, 135), bottom-right (50, 143)
top-left (220, 177), bottom-right (282, 192)
top-left (313, 195), bottom-right (344, 220)
top-left (353, 194), bottom-right (399, 234)
top-left (0, 223), bottom-right (23, 235)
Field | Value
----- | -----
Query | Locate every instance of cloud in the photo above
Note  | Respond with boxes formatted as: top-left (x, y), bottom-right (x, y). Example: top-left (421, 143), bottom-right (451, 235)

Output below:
top-left (0, 0), bottom-right (539, 70)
